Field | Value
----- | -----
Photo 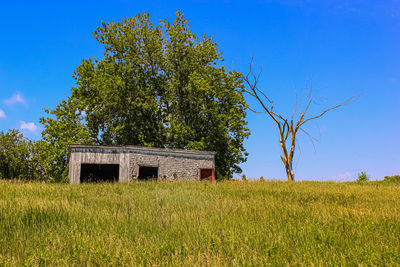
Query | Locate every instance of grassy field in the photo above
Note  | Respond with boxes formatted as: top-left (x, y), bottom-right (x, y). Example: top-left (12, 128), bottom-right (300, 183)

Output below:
top-left (0, 180), bottom-right (399, 266)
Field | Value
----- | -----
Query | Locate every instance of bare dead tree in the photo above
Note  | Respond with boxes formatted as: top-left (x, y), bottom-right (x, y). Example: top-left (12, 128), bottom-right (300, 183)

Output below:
top-left (242, 58), bottom-right (358, 181)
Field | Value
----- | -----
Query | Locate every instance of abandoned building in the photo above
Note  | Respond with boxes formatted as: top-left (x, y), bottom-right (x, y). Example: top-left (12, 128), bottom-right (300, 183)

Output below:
top-left (68, 144), bottom-right (216, 183)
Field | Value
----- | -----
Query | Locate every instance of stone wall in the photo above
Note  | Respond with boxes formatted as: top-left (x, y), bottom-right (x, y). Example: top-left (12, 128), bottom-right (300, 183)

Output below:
top-left (129, 151), bottom-right (215, 180)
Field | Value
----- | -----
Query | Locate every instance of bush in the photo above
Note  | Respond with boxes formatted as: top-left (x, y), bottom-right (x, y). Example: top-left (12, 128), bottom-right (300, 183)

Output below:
top-left (357, 172), bottom-right (369, 182)
top-left (260, 176), bottom-right (265, 181)
top-left (241, 174), bottom-right (247, 181)
top-left (384, 175), bottom-right (400, 183)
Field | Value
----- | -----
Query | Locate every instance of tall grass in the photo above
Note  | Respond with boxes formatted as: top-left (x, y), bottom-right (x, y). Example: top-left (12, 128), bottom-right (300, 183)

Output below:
top-left (0, 180), bottom-right (399, 266)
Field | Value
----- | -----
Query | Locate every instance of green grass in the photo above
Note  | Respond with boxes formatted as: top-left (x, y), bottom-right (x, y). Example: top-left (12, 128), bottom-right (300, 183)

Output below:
top-left (0, 180), bottom-right (399, 266)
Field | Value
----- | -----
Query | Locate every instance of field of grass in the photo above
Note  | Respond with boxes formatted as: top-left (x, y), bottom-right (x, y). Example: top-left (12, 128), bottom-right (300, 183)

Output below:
top-left (0, 180), bottom-right (399, 266)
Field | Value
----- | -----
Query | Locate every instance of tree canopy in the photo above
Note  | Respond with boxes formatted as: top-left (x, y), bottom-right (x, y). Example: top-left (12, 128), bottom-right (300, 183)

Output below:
top-left (40, 11), bottom-right (250, 180)
top-left (0, 129), bottom-right (42, 180)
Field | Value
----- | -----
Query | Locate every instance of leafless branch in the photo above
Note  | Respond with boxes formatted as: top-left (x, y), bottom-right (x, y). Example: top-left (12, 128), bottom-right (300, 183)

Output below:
top-left (300, 95), bottom-right (359, 127)
top-left (242, 57), bottom-right (358, 181)
top-left (299, 127), bottom-right (317, 152)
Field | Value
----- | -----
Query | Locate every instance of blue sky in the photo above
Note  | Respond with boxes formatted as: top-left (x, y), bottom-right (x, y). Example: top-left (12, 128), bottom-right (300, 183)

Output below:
top-left (0, 0), bottom-right (399, 180)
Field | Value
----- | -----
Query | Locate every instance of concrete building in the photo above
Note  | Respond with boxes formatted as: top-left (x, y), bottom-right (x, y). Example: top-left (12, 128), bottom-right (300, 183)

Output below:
top-left (68, 144), bottom-right (216, 183)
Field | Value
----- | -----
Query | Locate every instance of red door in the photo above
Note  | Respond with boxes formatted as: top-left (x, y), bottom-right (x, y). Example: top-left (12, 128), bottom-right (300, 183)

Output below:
top-left (200, 168), bottom-right (215, 182)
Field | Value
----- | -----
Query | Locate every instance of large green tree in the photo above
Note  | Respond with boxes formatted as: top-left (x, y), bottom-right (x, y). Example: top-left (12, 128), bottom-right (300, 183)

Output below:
top-left (42, 12), bottom-right (249, 179)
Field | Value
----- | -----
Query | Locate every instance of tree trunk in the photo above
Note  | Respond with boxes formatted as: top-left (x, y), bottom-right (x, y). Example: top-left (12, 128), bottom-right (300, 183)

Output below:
top-left (280, 142), bottom-right (295, 182)
top-left (285, 164), bottom-right (295, 181)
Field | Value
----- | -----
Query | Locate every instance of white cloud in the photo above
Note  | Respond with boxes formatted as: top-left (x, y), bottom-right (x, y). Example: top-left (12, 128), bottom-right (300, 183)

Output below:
top-left (0, 109), bottom-right (5, 118)
top-left (332, 171), bottom-right (354, 182)
top-left (4, 93), bottom-right (27, 106)
top-left (20, 121), bottom-right (39, 133)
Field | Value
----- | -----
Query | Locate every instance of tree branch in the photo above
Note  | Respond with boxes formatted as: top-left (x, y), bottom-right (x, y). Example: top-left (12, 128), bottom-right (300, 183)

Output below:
top-left (299, 95), bottom-right (359, 127)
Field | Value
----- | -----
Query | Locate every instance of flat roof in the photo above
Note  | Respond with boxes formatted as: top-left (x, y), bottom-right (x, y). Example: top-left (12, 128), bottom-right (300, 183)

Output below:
top-left (69, 144), bottom-right (216, 157)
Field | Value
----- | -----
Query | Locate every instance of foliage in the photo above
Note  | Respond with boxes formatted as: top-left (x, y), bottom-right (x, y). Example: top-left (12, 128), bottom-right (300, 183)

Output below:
top-left (241, 174), bottom-right (247, 181)
top-left (0, 180), bottom-right (399, 265)
top-left (357, 171), bottom-right (370, 182)
top-left (39, 98), bottom-right (95, 182)
top-left (260, 176), bottom-right (264, 181)
top-left (54, 11), bottom-right (249, 179)
top-left (0, 129), bottom-right (42, 180)
top-left (384, 175), bottom-right (400, 183)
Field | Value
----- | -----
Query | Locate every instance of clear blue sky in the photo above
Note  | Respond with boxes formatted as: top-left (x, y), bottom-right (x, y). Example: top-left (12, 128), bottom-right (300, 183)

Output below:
top-left (0, 0), bottom-right (399, 181)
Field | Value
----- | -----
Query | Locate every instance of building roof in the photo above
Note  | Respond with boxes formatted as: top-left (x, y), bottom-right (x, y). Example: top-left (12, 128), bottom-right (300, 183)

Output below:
top-left (69, 144), bottom-right (216, 158)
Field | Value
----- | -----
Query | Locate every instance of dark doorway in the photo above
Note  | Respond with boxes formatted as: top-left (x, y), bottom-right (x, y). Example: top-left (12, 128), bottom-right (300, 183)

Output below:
top-left (200, 168), bottom-right (214, 182)
top-left (138, 166), bottom-right (158, 180)
top-left (80, 164), bottom-right (119, 183)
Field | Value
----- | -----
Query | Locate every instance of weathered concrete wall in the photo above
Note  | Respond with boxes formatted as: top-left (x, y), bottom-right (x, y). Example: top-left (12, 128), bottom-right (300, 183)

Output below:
top-left (68, 145), bottom-right (215, 183)
top-left (128, 151), bottom-right (215, 180)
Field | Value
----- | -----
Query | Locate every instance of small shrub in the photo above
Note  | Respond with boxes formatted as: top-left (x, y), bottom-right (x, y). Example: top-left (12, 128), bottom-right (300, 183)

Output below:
top-left (241, 174), bottom-right (247, 181)
top-left (260, 176), bottom-right (265, 181)
top-left (384, 175), bottom-right (400, 183)
top-left (357, 171), bottom-right (369, 182)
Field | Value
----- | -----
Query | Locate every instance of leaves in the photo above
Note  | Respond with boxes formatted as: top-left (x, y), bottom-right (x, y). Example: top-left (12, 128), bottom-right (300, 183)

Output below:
top-left (0, 129), bottom-right (42, 180)
top-left (39, 98), bottom-right (94, 182)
